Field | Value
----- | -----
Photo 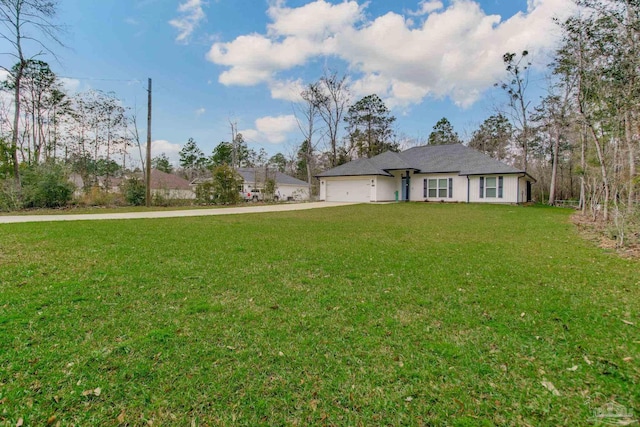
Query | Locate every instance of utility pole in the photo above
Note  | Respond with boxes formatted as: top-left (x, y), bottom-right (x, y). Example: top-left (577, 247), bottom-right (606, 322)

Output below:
top-left (146, 78), bottom-right (152, 207)
top-left (229, 120), bottom-right (237, 169)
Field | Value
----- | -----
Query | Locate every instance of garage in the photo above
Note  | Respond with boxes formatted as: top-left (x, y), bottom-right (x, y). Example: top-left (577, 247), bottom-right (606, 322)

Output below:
top-left (325, 178), bottom-right (371, 202)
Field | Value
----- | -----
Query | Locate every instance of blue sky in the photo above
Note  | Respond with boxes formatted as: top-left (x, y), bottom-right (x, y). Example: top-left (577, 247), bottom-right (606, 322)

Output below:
top-left (6, 0), bottom-right (574, 165)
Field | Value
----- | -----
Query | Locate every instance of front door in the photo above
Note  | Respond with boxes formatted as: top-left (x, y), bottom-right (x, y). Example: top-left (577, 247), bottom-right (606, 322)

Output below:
top-left (401, 172), bottom-right (411, 201)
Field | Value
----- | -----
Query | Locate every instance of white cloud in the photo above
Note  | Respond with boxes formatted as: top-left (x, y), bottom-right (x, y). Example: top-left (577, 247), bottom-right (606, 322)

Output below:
top-left (269, 79), bottom-right (305, 102)
top-left (169, 0), bottom-right (206, 44)
top-left (208, 34), bottom-right (324, 86)
top-left (60, 77), bottom-right (81, 94)
top-left (240, 114), bottom-right (298, 144)
top-left (195, 107), bottom-right (206, 116)
top-left (266, 0), bottom-right (363, 38)
top-left (349, 73), bottom-right (391, 99)
top-left (150, 139), bottom-right (182, 164)
top-left (206, 0), bottom-right (362, 86)
top-left (207, 0), bottom-right (575, 109)
top-left (409, 1), bottom-right (444, 16)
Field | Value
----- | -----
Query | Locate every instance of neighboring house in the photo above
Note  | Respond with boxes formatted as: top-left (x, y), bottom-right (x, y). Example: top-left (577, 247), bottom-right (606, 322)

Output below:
top-left (316, 144), bottom-right (535, 204)
top-left (148, 169), bottom-right (195, 199)
top-left (70, 170), bottom-right (195, 199)
top-left (236, 167), bottom-right (309, 201)
top-left (68, 173), bottom-right (85, 198)
top-left (68, 173), bottom-right (123, 196)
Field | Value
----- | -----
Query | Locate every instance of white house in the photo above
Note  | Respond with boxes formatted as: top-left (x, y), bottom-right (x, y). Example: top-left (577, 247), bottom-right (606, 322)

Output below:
top-left (236, 168), bottom-right (309, 201)
top-left (316, 144), bottom-right (535, 204)
top-left (149, 169), bottom-right (195, 199)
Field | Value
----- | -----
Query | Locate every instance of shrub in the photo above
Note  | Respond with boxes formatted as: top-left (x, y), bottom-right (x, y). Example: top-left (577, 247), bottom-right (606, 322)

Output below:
top-left (195, 181), bottom-right (215, 204)
top-left (0, 178), bottom-right (22, 212)
top-left (152, 191), bottom-right (168, 207)
top-left (77, 186), bottom-right (120, 207)
top-left (211, 164), bottom-right (241, 205)
top-left (21, 163), bottom-right (74, 208)
top-left (0, 138), bottom-right (13, 179)
top-left (121, 177), bottom-right (146, 206)
top-left (264, 178), bottom-right (276, 201)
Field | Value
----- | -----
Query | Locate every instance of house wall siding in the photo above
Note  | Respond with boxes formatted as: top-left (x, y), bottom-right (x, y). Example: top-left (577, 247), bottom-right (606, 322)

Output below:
top-left (152, 188), bottom-right (196, 200)
top-left (375, 176), bottom-right (399, 201)
top-left (277, 184), bottom-right (309, 201)
top-left (468, 175), bottom-right (519, 203)
top-left (243, 181), bottom-right (309, 201)
top-left (412, 174), bottom-right (468, 202)
top-left (518, 176), bottom-right (527, 203)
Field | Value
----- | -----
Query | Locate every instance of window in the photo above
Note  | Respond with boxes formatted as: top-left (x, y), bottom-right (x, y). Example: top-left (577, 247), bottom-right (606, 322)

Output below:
top-left (479, 176), bottom-right (504, 198)
top-left (427, 179), bottom-right (436, 197)
top-left (485, 177), bottom-right (497, 198)
top-left (424, 178), bottom-right (452, 198)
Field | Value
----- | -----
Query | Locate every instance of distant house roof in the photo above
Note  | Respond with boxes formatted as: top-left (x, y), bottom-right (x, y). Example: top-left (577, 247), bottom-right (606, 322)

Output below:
top-left (317, 144), bottom-right (532, 179)
top-left (149, 169), bottom-right (192, 190)
top-left (237, 168), bottom-right (308, 186)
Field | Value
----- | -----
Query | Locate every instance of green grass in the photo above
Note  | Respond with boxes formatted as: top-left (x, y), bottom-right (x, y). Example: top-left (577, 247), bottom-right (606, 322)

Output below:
top-left (0, 200), bottom-right (294, 216)
top-left (0, 204), bottom-right (223, 216)
top-left (0, 203), bottom-right (638, 426)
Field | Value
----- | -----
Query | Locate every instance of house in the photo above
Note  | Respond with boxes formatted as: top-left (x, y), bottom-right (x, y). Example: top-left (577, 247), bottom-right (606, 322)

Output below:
top-left (236, 168), bottom-right (309, 201)
top-left (316, 144), bottom-right (535, 203)
top-left (69, 169), bottom-right (195, 200)
top-left (148, 169), bottom-right (195, 199)
top-left (68, 173), bottom-right (123, 196)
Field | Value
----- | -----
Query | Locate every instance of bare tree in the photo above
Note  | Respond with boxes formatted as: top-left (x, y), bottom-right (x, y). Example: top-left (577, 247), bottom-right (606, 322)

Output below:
top-left (296, 82), bottom-right (325, 197)
top-left (532, 76), bottom-right (575, 205)
top-left (129, 110), bottom-right (145, 176)
top-left (0, 0), bottom-right (64, 184)
top-left (497, 51), bottom-right (533, 172)
top-left (317, 71), bottom-right (350, 167)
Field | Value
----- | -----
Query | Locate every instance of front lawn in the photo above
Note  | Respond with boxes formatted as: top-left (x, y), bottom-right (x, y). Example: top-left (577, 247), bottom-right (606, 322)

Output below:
top-left (0, 203), bottom-right (638, 425)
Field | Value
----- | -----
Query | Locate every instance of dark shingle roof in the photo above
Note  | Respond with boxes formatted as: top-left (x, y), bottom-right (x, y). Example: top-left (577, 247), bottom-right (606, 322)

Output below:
top-left (315, 157), bottom-right (393, 177)
top-left (237, 168), bottom-right (308, 186)
top-left (150, 169), bottom-right (192, 190)
top-left (370, 151), bottom-right (413, 171)
top-left (317, 144), bottom-right (526, 178)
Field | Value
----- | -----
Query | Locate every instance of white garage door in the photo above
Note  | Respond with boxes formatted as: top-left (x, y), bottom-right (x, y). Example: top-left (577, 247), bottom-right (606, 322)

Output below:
top-left (326, 179), bottom-right (371, 202)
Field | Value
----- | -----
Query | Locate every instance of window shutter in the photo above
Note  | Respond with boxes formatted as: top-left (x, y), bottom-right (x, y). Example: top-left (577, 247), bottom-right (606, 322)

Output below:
top-left (423, 179), bottom-right (428, 198)
top-left (448, 178), bottom-right (453, 198)
top-left (479, 177), bottom-right (484, 199)
top-left (498, 176), bottom-right (503, 198)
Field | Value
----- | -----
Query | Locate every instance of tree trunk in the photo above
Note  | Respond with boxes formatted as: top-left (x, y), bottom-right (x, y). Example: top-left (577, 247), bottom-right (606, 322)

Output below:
top-left (548, 128), bottom-right (560, 205)
top-left (587, 124), bottom-right (610, 221)
top-left (580, 127), bottom-right (587, 214)
top-left (625, 112), bottom-right (637, 209)
top-left (306, 151), bottom-right (312, 200)
top-left (11, 62), bottom-right (24, 184)
top-left (306, 134), bottom-right (313, 199)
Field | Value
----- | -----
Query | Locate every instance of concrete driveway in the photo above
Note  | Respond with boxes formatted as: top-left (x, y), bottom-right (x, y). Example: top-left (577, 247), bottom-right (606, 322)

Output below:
top-left (0, 202), bottom-right (357, 224)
